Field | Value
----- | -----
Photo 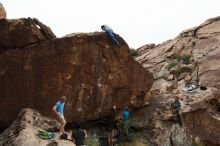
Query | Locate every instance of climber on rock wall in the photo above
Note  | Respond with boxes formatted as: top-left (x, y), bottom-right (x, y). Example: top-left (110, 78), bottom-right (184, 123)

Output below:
top-left (101, 25), bottom-right (120, 45)
top-left (171, 96), bottom-right (183, 126)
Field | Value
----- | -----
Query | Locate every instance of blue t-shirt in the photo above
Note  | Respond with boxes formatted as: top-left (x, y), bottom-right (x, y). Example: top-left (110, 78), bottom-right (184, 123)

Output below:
top-left (56, 101), bottom-right (64, 115)
top-left (103, 25), bottom-right (113, 33)
top-left (123, 111), bottom-right (129, 121)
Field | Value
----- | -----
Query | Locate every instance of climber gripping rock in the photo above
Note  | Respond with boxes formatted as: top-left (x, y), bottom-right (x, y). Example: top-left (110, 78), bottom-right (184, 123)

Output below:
top-left (171, 96), bottom-right (183, 126)
top-left (101, 25), bottom-right (120, 45)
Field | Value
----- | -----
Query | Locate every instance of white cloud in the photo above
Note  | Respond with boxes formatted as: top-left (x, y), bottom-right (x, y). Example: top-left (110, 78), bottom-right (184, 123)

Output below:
top-left (1, 0), bottom-right (220, 48)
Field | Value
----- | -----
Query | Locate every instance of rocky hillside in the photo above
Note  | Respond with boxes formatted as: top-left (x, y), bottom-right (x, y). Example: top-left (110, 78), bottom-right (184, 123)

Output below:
top-left (136, 16), bottom-right (220, 90)
top-left (0, 4), bottom-right (153, 131)
top-left (135, 17), bottom-right (220, 146)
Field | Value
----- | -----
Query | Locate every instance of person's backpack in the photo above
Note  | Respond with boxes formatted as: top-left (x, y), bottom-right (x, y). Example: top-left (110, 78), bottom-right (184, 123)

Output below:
top-left (60, 133), bottom-right (68, 140)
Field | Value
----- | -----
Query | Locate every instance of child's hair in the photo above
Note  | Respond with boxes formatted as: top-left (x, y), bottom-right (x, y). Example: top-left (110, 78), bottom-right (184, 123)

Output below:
top-left (61, 96), bottom-right (67, 101)
top-left (101, 25), bottom-right (105, 30)
top-left (74, 122), bottom-right (81, 130)
top-left (175, 96), bottom-right (180, 100)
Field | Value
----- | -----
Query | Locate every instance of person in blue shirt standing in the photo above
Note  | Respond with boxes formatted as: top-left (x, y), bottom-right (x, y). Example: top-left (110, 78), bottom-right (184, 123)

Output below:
top-left (101, 25), bottom-right (120, 45)
top-left (53, 96), bottom-right (67, 134)
top-left (122, 107), bottom-right (129, 135)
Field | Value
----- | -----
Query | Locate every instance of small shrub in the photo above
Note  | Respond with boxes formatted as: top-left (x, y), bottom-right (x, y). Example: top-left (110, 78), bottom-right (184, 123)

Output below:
top-left (154, 75), bottom-right (164, 80)
top-left (127, 140), bottom-right (148, 146)
top-left (168, 61), bottom-right (178, 70)
top-left (119, 133), bottom-right (149, 146)
top-left (175, 68), bottom-right (182, 77)
top-left (85, 134), bottom-right (99, 146)
top-left (191, 142), bottom-right (203, 146)
top-left (130, 49), bottom-right (140, 57)
top-left (192, 41), bottom-right (196, 46)
top-left (175, 53), bottom-right (182, 62)
top-left (174, 53), bottom-right (191, 64)
top-left (182, 54), bottom-right (191, 64)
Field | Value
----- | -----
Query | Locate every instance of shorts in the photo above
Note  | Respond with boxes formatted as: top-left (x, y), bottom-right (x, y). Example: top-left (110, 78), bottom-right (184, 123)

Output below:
top-left (105, 121), bottom-right (115, 132)
top-left (56, 113), bottom-right (66, 125)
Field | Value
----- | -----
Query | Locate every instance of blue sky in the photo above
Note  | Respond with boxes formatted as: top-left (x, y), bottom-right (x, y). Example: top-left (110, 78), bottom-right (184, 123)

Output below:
top-left (2, 0), bottom-right (220, 48)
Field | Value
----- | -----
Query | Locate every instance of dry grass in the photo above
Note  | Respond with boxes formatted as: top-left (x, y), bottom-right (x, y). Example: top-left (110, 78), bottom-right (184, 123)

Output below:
top-left (84, 133), bottom-right (99, 146)
top-left (118, 133), bottom-right (149, 146)
top-left (84, 132), bottom-right (149, 146)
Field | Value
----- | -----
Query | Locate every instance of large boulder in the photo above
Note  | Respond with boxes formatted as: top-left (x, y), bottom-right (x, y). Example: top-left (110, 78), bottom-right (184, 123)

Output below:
top-left (0, 18), bottom-right (56, 50)
top-left (0, 108), bottom-right (75, 146)
top-left (0, 2), bottom-right (6, 19)
top-left (0, 23), bottom-right (153, 129)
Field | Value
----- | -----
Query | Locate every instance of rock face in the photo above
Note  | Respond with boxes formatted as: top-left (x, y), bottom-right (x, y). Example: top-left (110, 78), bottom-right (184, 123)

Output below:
top-left (136, 43), bottom-right (156, 56)
top-left (0, 18), bottom-right (56, 50)
top-left (0, 108), bottom-right (75, 146)
top-left (0, 18), bottom-right (153, 129)
top-left (0, 2), bottom-right (6, 19)
top-left (135, 16), bottom-right (220, 145)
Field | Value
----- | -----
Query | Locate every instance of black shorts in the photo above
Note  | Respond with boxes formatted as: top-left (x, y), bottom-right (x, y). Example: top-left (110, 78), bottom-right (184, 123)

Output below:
top-left (105, 120), bottom-right (115, 131)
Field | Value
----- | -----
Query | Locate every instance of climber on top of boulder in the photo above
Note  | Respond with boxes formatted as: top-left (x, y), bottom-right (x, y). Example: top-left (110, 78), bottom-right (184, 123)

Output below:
top-left (101, 25), bottom-right (120, 45)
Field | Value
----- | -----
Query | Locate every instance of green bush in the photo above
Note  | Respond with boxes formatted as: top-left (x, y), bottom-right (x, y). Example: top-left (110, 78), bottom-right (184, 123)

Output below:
top-left (182, 54), bottom-right (191, 64)
top-left (174, 53), bottom-right (191, 64)
top-left (175, 53), bottom-right (182, 62)
top-left (175, 68), bottom-right (182, 77)
top-left (85, 134), bottom-right (99, 146)
top-left (130, 49), bottom-right (140, 57)
top-left (154, 75), bottom-right (165, 80)
top-left (168, 61), bottom-right (178, 70)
